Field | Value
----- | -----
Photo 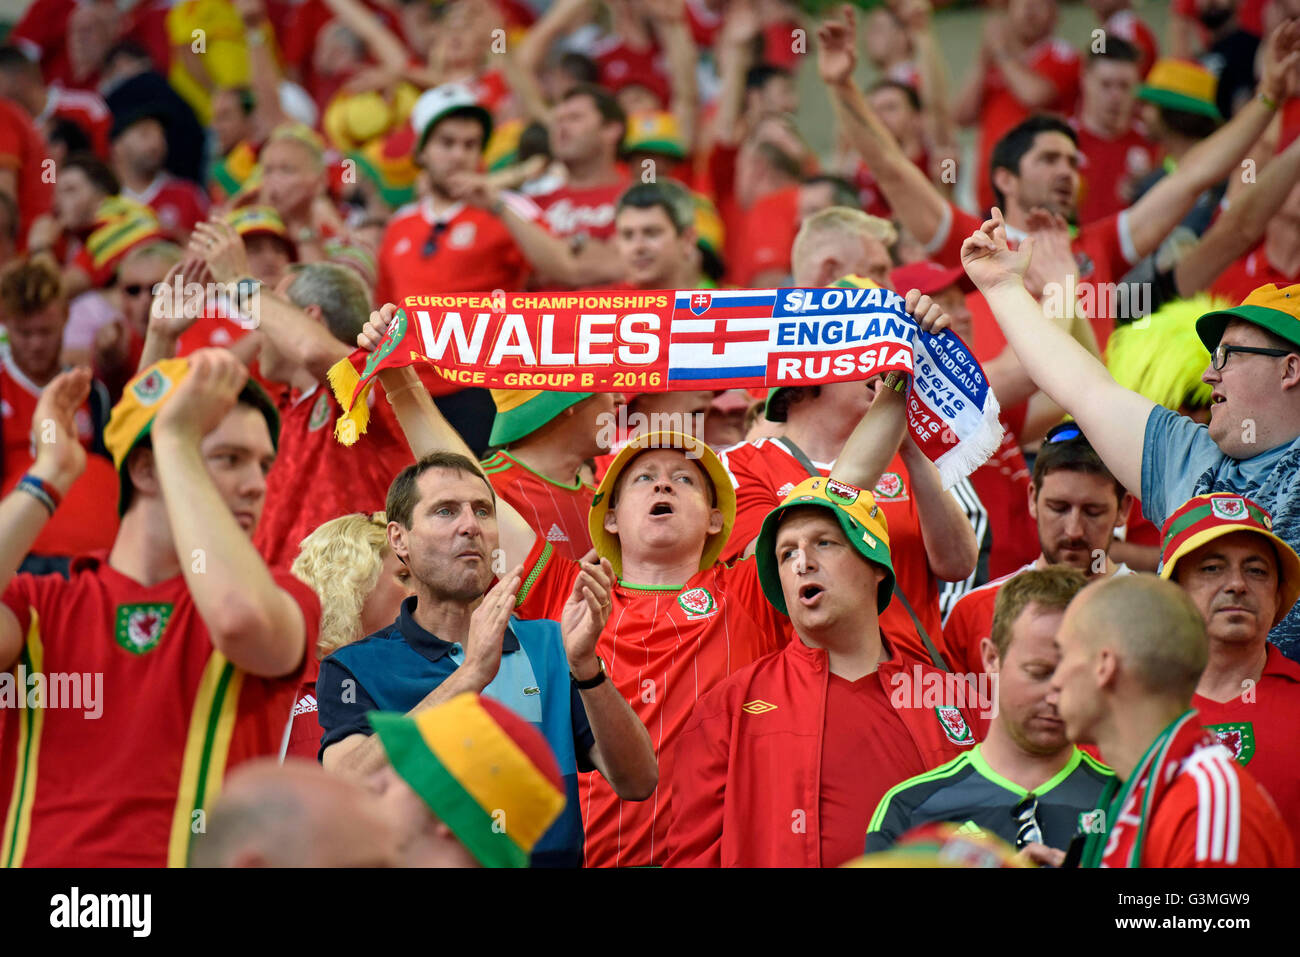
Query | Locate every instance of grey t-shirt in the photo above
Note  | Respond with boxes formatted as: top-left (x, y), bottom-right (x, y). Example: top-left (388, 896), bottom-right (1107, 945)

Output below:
top-left (1142, 406), bottom-right (1300, 659)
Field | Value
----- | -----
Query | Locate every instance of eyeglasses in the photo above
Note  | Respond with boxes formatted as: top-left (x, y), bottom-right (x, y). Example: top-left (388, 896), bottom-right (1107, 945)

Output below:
top-left (423, 220), bottom-right (449, 257)
top-left (1012, 793), bottom-right (1043, 850)
top-left (1043, 424), bottom-right (1082, 445)
top-left (121, 284), bottom-right (154, 297)
top-left (1211, 343), bottom-right (1290, 371)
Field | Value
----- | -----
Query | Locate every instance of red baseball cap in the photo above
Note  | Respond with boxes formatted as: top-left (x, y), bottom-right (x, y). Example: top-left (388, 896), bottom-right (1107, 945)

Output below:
top-left (890, 260), bottom-right (974, 297)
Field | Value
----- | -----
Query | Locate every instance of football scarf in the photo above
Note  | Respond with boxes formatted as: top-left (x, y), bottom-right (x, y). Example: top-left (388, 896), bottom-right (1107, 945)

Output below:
top-left (328, 286), bottom-right (1003, 487)
top-left (1080, 711), bottom-right (1220, 868)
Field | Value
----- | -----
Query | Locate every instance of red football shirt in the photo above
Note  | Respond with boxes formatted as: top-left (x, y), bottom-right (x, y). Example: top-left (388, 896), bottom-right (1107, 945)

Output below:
top-left (531, 179), bottom-right (628, 243)
top-left (125, 173), bottom-right (210, 241)
top-left (941, 560), bottom-right (1035, 676)
top-left (481, 450), bottom-right (594, 562)
top-left (253, 381), bottom-right (415, 568)
top-left (975, 38), bottom-right (1081, 213)
top-left (1071, 118), bottom-right (1159, 226)
top-left (1193, 645), bottom-right (1300, 852)
top-left (1140, 744), bottom-right (1293, 867)
top-left (0, 558), bottom-right (319, 867)
top-left (1209, 244), bottom-right (1299, 305)
top-left (929, 201), bottom-right (1136, 347)
top-left (0, 96), bottom-right (54, 248)
top-left (819, 671), bottom-right (931, 867)
top-left (717, 437), bottom-right (947, 665)
top-left (968, 409), bottom-right (1039, 581)
top-left (513, 538), bottom-right (789, 867)
top-left (39, 85), bottom-right (112, 158)
top-left (375, 195), bottom-right (544, 307)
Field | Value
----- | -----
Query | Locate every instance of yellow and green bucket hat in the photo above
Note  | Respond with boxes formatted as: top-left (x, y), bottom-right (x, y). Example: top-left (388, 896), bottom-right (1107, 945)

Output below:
top-left (1195, 283), bottom-right (1300, 352)
top-left (756, 476), bottom-right (895, 614)
top-left (104, 358), bottom-right (280, 516)
top-left (489, 390), bottom-right (594, 447)
top-left (1137, 58), bottom-right (1221, 120)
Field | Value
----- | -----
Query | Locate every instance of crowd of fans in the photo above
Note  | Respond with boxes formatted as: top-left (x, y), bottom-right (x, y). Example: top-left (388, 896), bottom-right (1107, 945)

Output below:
top-left (0, 0), bottom-right (1298, 870)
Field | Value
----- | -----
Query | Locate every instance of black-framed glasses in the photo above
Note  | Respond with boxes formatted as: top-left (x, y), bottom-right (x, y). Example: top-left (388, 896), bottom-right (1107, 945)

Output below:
top-left (1211, 343), bottom-right (1290, 371)
top-left (423, 220), bottom-right (449, 257)
top-left (1013, 793), bottom-right (1043, 849)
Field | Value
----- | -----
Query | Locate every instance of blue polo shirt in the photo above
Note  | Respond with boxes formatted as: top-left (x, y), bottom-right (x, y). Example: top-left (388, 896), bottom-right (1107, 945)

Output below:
top-left (317, 596), bottom-right (596, 867)
top-left (1142, 406), bottom-right (1300, 659)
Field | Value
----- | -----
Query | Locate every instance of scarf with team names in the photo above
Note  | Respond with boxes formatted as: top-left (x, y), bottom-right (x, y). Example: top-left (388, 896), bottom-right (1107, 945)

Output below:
top-left (328, 286), bottom-right (1004, 486)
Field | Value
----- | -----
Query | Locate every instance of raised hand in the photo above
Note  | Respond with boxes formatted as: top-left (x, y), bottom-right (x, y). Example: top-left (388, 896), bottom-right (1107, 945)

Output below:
top-left (1022, 206), bottom-right (1077, 303)
top-left (148, 258), bottom-right (208, 340)
top-left (191, 220), bottom-right (252, 284)
top-left (817, 5), bottom-right (858, 88)
top-left (29, 367), bottom-right (91, 493)
top-left (560, 551), bottom-right (615, 673)
top-left (359, 302), bottom-right (401, 351)
top-left (464, 566), bottom-right (524, 689)
top-left (904, 288), bottom-right (950, 335)
top-left (152, 348), bottom-right (250, 445)
top-left (960, 207), bottom-right (1034, 293)
top-left (1259, 19), bottom-right (1300, 103)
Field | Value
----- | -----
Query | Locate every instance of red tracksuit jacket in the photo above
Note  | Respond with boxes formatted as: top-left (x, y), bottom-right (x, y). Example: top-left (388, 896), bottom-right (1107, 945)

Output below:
top-left (665, 639), bottom-right (985, 867)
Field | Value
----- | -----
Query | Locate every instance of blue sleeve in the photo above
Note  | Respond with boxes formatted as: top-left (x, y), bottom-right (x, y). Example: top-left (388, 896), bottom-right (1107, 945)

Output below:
top-left (316, 655), bottom-right (381, 758)
top-left (1140, 405), bottom-right (1224, 528)
top-left (570, 679), bottom-right (597, 774)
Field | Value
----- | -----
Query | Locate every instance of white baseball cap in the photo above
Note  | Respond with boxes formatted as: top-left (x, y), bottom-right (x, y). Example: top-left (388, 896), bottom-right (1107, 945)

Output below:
top-left (410, 83), bottom-right (493, 152)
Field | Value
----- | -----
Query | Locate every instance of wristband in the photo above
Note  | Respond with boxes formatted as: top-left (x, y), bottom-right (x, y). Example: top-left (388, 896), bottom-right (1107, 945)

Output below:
top-left (17, 474), bottom-right (60, 516)
top-left (1259, 91), bottom-right (1279, 111)
top-left (571, 656), bottom-right (607, 690)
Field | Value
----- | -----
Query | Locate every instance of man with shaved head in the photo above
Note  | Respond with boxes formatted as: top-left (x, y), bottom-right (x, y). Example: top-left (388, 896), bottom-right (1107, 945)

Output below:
top-left (1051, 575), bottom-right (1294, 867)
top-left (190, 759), bottom-right (398, 868)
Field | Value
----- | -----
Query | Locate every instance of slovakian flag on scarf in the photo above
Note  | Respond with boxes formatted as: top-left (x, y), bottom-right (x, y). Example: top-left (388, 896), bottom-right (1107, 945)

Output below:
top-left (327, 278), bottom-right (1004, 487)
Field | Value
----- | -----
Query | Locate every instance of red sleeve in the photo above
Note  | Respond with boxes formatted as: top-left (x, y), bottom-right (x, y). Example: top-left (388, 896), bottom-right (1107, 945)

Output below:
top-left (1037, 46), bottom-right (1081, 111)
top-left (706, 143), bottom-right (739, 206)
top-left (1145, 770), bottom-right (1293, 867)
top-left (272, 569), bottom-right (323, 674)
top-left (717, 444), bottom-right (780, 563)
top-left (929, 201), bottom-right (985, 270)
top-left (8, 0), bottom-right (74, 62)
top-left (513, 537), bottom-right (580, 622)
top-left (664, 691), bottom-right (731, 867)
top-left (941, 594), bottom-right (983, 677)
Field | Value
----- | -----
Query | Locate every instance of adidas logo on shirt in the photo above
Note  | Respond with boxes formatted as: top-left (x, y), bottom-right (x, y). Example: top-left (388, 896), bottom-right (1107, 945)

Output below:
top-left (292, 694), bottom-right (318, 717)
top-left (546, 524), bottom-right (569, 542)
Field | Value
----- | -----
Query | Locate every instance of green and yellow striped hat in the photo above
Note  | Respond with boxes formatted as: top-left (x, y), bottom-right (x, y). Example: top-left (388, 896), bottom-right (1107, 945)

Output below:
top-left (1159, 493), bottom-right (1300, 624)
top-left (86, 198), bottom-right (167, 287)
top-left (489, 390), bottom-right (593, 446)
top-left (370, 694), bottom-right (566, 868)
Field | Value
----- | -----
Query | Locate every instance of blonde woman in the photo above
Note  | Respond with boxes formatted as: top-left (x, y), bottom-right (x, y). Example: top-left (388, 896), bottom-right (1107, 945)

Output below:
top-left (281, 512), bottom-right (414, 760)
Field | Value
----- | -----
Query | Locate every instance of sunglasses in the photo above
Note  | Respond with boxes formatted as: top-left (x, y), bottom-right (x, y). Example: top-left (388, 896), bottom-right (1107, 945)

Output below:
top-left (1211, 343), bottom-right (1290, 371)
top-left (423, 220), bottom-right (449, 258)
top-left (1012, 793), bottom-right (1043, 850)
top-left (1043, 424), bottom-right (1083, 445)
top-left (121, 283), bottom-right (155, 297)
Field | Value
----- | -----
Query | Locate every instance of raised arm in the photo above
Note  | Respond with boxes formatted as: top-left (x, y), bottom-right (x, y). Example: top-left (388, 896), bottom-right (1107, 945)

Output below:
top-left (649, 0), bottom-right (700, 150)
top-left (899, 0), bottom-right (957, 176)
top-left (961, 209), bottom-right (1153, 496)
top-left (150, 350), bottom-right (307, 677)
top-left (138, 258), bottom-right (208, 371)
top-left (358, 305), bottom-right (539, 569)
top-left (1174, 131), bottom-right (1300, 297)
top-left (818, 6), bottom-right (949, 246)
top-left (516, 0), bottom-right (594, 104)
top-left (234, 0), bottom-right (288, 136)
top-left (195, 220), bottom-right (350, 381)
top-left (320, 0), bottom-right (413, 69)
top-left (0, 369), bottom-right (91, 670)
top-left (1127, 22), bottom-right (1300, 261)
